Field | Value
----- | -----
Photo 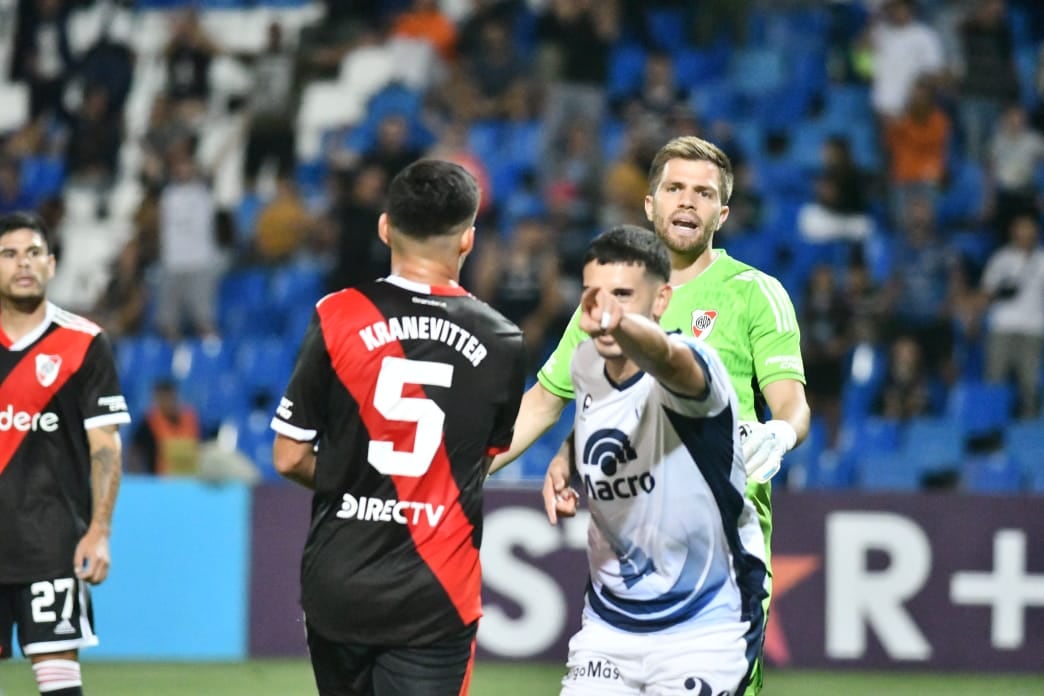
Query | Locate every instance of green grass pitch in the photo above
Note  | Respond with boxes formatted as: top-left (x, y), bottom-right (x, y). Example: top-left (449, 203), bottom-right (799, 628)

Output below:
top-left (1, 660), bottom-right (1042, 695)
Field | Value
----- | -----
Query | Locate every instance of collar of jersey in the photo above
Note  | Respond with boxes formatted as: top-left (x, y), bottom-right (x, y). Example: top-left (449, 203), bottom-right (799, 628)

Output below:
top-left (603, 364), bottom-right (645, 391)
top-left (671, 248), bottom-right (727, 289)
top-left (1, 301), bottom-right (56, 351)
top-left (382, 274), bottom-right (469, 297)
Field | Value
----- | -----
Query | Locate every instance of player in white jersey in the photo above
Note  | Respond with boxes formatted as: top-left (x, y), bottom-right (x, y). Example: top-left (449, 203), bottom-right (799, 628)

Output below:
top-left (559, 225), bottom-right (767, 696)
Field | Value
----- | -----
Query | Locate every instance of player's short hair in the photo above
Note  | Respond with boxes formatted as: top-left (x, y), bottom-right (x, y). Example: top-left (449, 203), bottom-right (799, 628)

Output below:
top-left (584, 225), bottom-right (671, 283)
top-left (0, 211), bottom-right (53, 251)
top-left (647, 136), bottom-right (734, 204)
top-left (386, 159), bottom-right (480, 239)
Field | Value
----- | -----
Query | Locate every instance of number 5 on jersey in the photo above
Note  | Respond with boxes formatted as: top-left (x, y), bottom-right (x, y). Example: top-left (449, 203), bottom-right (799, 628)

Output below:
top-left (368, 356), bottom-right (454, 477)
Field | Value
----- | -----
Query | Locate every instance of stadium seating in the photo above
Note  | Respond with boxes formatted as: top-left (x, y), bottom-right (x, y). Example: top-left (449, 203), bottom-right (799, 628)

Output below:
top-left (900, 418), bottom-right (964, 476)
top-left (962, 452), bottom-right (1024, 494)
top-left (947, 382), bottom-right (1016, 438)
top-left (856, 450), bottom-right (920, 492)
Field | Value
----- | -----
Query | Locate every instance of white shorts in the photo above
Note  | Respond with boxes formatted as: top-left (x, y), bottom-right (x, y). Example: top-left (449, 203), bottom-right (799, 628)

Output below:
top-left (560, 616), bottom-right (755, 696)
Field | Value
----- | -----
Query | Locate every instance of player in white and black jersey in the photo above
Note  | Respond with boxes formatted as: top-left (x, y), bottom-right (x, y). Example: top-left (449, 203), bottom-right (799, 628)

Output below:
top-left (555, 225), bottom-right (767, 696)
top-left (0, 213), bottom-right (130, 696)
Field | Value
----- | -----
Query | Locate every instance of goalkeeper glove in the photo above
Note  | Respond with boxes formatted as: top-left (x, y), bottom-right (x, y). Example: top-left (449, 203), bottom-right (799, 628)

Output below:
top-left (738, 420), bottom-right (797, 484)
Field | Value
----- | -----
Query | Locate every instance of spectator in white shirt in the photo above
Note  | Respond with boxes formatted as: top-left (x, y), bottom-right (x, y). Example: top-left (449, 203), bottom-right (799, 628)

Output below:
top-left (156, 150), bottom-right (222, 341)
top-left (869, 0), bottom-right (946, 119)
top-left (981, 214), bottom-right (1044, 419)
top-left (988, 104), bottom-right (1044, 243)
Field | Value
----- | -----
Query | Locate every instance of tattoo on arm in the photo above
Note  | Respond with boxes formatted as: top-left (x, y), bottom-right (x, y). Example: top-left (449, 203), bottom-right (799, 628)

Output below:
top-left (90, 431), bottom-right (122, 530)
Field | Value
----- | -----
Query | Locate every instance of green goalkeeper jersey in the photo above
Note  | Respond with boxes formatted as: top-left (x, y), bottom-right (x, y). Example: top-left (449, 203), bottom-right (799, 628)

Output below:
top-left (537, 249), bottom-right (806, 560)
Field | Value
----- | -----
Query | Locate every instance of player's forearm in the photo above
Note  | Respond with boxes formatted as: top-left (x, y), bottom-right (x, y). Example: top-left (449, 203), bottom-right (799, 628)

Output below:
top-left (613, 313), bottom-right (706, 397)
top-left (272, 434), bottom-right (318, 489)
top-left (281, 457), bottom-right (316, 489)
top-left (88, 426), bottom-right (122, 532)
top-left (762, 380), bottom-right (812, 445)
top-left (489, 383), bottom-right (569, 474)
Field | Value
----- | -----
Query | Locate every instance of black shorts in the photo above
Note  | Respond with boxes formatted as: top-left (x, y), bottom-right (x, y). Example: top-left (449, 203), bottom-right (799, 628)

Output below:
top-left (306, 621), bottom-right (478, 696)
top-left (0, 577), bottom-right (97, 659)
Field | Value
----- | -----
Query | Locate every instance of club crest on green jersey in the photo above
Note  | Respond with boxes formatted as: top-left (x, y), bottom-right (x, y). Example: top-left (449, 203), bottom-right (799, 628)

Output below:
top-left (690, 310), bottom-right (718, 340)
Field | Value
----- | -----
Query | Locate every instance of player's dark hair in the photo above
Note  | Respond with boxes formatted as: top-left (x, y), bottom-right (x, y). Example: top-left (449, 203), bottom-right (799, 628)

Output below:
top-left (0, 211), bottom-right (53, 251)
top-left (386, 159), bottom-right (480, 239)
top-left (584, 225), bottom-right (671, 283)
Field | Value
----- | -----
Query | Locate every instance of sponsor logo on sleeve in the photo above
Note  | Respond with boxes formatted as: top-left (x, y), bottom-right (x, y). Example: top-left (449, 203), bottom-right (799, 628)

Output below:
top-left (765, 355), bottom-right (803, 372)
top-left (97, 395), bottom-right (128, 412)
top-left (276, 397), bottom-right (293, 420)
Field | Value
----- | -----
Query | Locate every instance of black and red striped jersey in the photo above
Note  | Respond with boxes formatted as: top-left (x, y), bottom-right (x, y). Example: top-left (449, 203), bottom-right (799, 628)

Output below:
top-left (0, 303), bottom-right (131, 584)
top-left (270, 275), bottom-right (526, 646)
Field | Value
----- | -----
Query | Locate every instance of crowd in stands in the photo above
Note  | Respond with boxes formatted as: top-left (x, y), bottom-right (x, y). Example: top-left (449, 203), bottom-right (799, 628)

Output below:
top-left (1, 0), bottom-right (1043, 492)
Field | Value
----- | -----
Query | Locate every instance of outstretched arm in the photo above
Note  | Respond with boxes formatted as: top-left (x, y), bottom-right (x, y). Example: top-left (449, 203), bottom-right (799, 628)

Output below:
top-left (579, 287), bottom-right (707, 398)
top-left (76, 425), bottom-right (122, 584)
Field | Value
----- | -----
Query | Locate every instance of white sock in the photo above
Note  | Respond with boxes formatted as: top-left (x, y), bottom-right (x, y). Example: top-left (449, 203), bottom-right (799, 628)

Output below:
top-left (32, 659), bottom-right (82, 693)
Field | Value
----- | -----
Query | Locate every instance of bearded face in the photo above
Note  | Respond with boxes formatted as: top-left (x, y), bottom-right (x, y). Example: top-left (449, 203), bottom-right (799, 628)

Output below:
top-left (645, 159), bottom-right (729, 260)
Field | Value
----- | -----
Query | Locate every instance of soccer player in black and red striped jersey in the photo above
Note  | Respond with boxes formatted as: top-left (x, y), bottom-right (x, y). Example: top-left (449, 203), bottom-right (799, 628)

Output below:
top-left (271, 159), bottom-right (527, 696)
top-left (0, 212), bottom-right (130, 695)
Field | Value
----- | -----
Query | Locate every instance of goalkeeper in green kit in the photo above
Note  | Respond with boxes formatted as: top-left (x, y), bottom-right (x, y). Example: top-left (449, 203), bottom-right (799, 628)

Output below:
top-left (489, 135), bottom-right (810, 695)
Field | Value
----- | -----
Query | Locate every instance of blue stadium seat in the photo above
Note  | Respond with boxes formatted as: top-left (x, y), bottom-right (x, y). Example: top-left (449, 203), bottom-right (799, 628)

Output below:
top-left (822, 85), bottom-right (872, 125)
top-left (645, 8), bottom-right (687, 53)
top-left (673, 48), bottom-right (721, 91)
top-left (170, 337), bottom-right (234, 385)
top-left (936, 159), bottom-right (985, 224)
top-left (283, 306), bottom-right (315, 345)
top-left (467, 121), bottom-right (503, 165)
top-left (601, 119), bottom-right (628, 161)
top-left (780, 417), bottom-right (826, 487)
top-left (731, 119), bottom-right (764, 160)
top-left (1006, 422), bottom-right (1044, 478)
top-left (729, 49), bottom-right (785, 96)
top-left (688, 80), bottom-right (737, 122)
top-left (900, 417), bottom-right (963, 475)
top-left (962, 452), bottom-right (1024, 493)
top-left (1029, 467), bottom-right (1044, 494)
top-left (947, 381), bottom-right (1015, 437)
top-left (501, 121), bottom-right (543, 172)
top-left (234, 337), bottom-right (295, 403)
top-left (840, 344), bottom-right (888, 422)
top-left (838, 416), bottom-right (900, 474)
top-left (115, 335), bottom-right (174, 384)
top-left (607, 44), bottom-right (647, 101)
top-left (20, 155), bottom-right (65, 205)
top-left (856, 450), bottom-right (920, 491)
top-left (365, 85), bottom-right (423, 130)
top-left (219, 267), bottom-right (269, 313)
top-left (184, 372), bottom-right (249, 435)
top-left (269, 264), bottom-right (326, 315)
top-left (786, 124), bottom-right (828, 171)
top-left (229, 410), bottom-right (277, 479)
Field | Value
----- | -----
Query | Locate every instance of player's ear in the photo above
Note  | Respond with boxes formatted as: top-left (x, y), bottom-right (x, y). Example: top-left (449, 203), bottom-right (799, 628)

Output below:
top-left (377, 213), bottom-right (391, 247)
top-left (717, 202), bottom-right (730, 229)
top-left (652, 283), bottom-right (672, 322)
top-left (644, 194), bottom-right (654, 223)
top-left (459, 225), bottom-right (475, 257)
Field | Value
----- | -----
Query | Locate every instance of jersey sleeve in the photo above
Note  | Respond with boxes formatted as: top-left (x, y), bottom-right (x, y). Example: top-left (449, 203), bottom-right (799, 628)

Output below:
top-left (536, 306), bottom-right (585, 400)
top-left (487, 334), bottom-right (527, 455)
top-left (747, 273), bottom-right (806, 389)
top-left (655, 337), bottom-right (733, 418)
top-left (270, 313), bottom-right (333, 442)
top-left (78, 332), bottom-right (132, 430)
